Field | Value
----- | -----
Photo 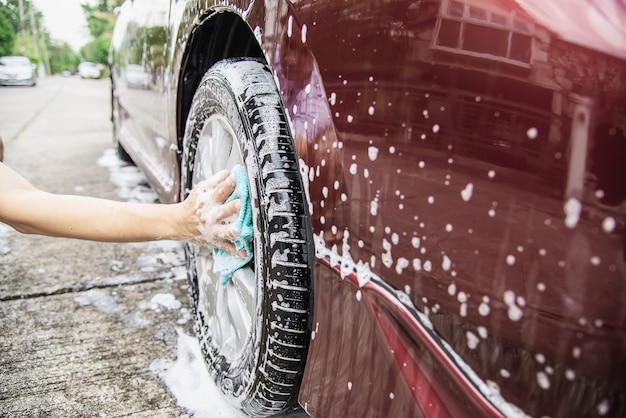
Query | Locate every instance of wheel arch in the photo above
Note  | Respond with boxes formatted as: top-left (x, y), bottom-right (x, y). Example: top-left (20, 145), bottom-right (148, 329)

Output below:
top-left (176, 9), bottom-right (266, 164)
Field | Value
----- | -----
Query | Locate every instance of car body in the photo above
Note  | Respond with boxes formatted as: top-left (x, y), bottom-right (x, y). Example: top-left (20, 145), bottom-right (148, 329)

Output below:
top-left (0, 56), bottom-right (36, 87)
top-left (77, 62), bottom-right (101, 79)
top-left (109, 1), bottom-right (626, 417)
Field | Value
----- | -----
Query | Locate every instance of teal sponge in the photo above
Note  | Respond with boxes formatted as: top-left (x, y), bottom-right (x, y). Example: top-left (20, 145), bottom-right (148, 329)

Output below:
top-left (213, 164), bottom-right (253, 284)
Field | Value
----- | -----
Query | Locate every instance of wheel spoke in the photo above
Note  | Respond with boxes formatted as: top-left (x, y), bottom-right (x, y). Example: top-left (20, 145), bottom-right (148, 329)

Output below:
top-left (232, 268), bottom-right (255, 317)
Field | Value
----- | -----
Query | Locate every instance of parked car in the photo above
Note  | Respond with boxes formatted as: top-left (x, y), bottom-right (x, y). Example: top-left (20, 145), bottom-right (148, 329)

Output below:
top-left (109, 1), bottom-right (626, 416)
top-left (77, 62), bottom-right (101, 79)
top-left (0, 55), bottom-right (36, 86)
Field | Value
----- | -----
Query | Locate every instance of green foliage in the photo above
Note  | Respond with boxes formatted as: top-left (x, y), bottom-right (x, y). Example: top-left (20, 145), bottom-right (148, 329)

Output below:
top-left (79, 0), bottom-right (122, 65)
top-left (0, 7), bottom-right (15, 56)
top-left (0, 0), bottom-right (121, 72)
top-left (48, 41), bottom-right (80, 74)
top-left (0, 0), bottom-right (20, 32)
top-left (80, 36), bottom-right (110, 65)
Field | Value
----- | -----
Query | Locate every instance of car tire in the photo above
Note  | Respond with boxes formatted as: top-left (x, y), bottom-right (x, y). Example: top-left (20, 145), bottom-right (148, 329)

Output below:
top-left (115, 140), bottom-right (134, 165)
top-left (181, 58), bottom-right (314, 416)
top-left (111, 85), bottom-right (135, 165)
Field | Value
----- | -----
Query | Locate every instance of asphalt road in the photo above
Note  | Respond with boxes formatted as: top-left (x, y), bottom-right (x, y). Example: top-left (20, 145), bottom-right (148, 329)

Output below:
top-left (0, 76), bottom-right (247, 417)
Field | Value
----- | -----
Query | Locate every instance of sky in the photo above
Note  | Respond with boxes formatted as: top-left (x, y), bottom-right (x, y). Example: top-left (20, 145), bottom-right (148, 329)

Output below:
top-left (31, 0), bottom-right (95, 51)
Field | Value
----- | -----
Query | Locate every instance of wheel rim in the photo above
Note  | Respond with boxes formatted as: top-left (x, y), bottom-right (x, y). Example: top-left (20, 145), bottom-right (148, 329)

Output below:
top-left (191, 114), bottom-right (256, 362)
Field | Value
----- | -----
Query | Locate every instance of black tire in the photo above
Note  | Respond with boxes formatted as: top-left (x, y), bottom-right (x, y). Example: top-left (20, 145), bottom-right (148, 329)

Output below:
top-left (115, 139), bottom-right (135, 165)
top-left (181, 58), bottom-right (314, 416)
top-left (111, 80), bottom-right (135, 165)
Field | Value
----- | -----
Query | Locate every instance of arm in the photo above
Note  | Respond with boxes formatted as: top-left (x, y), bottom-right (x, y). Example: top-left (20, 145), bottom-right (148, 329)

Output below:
top-left (0, 163), bottom-right (243, 254)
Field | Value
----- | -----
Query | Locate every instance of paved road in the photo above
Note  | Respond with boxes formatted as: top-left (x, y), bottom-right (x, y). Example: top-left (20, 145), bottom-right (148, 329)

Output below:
top-left (0, 77), bottom-right (248, 417)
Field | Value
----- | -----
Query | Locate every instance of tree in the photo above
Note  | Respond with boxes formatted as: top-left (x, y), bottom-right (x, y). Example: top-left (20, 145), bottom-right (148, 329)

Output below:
top-left (48, 40), bottom-right (80, 74)
top-left (0, 7), bottom-right (16, 56)
top-left (80, 0), bottom-right (123, 65)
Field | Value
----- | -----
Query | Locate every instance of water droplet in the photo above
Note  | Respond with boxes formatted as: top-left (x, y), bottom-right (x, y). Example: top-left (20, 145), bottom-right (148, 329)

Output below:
top-left (356, 290), bottom-right (362, 301)
top-left (370, 199), bottom-right (378, 216)
top-left (368, 146), bottom-right (379, 161)
top-left (572, 347), bottom-right (581, 358)
top-left (368, 106), bottom-right (375, 115)
top-left (602, 217), bottom-right (616, 233)
top-left (466, 331), bottom-right (479, 349)
top-left (461, 183), bottom-right (474, 202)
top-left (537, 371), bottom-right (550, 390)
top-left (427, 196), bottom-right (434, 204)
top-left (590, 256), bottom-right (601, 266)
top-left (432, 124), bottom-right (440, 133)
top-left (488, 170), bottom-right (496, 179)
top-left (348, 381), bottom-right (353, 391)
top-left (527, 127), bottom-right (538, 139)
top-left (478, 302), bottom-right (490, 316)
top-left (565, 369), bottom-right (576, 381)
top-left (597, 399), bottom-right (610, 416)
top-left (418, 161), bottom-right (425, 168)
top-left (442, 255), bottom-right (452, 271)
top-left (478, 326), bottom-right (488, 339)
top-left (330, 92), bottom-right (337, 105)
top-left (537, 282), bottom-right (546, 291)
top-left (448, 283), bottom-right (457, 296)
top-left (412, 258), bottom-right (422, 271)
top-left (445, 224), bottom-right (453, 232)
top-left (563, 197), bottom-right (582, 229)
top-left (301, 23), bottom-right (307, 43)
top-left (500, 369), bottom-right (511, 378)
top-left (347, 115), bottom-right (354, 123)
top-left (349, 163), bottom-right (357, 175)
top-left (506, 255), bottom-right (516, 266)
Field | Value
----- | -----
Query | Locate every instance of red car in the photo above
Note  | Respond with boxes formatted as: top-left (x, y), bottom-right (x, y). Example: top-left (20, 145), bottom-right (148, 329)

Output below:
top-left (109, 1), bottom-right (626, 416)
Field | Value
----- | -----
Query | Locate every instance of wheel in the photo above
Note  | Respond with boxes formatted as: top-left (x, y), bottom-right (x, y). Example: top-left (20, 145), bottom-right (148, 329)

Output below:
top-left (181, 58), bottom-right (314, 416)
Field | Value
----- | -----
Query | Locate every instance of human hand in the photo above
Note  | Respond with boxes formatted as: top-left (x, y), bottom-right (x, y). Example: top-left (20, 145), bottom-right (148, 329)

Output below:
top-left (180, 170), bottom-right (245, 256)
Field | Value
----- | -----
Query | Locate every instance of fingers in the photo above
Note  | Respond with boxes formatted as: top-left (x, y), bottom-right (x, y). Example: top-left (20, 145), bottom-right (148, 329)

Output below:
top-left (212, 172), bottom-right (236, 203)
top-left (215, 199), bottom-right (241, 223)
top-left (212, 223), bottom-right (238, 240)
top-left (207, 170), bottom-right (230, 187)
top-left (214, 239), bottom-right (248, 258)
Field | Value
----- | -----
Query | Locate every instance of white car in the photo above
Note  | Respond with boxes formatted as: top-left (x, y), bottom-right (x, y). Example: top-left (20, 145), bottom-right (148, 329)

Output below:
top-left (0, 56), bottom-right (36, 87)
top-left (77, 62), bottom-right (101, 79)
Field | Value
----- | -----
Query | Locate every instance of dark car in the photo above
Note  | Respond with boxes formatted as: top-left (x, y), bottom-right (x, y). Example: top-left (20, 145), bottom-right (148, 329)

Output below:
top-left (109, 1), bottom-right (626, 416)
top-left (0, 55), bottom-right (36, 86)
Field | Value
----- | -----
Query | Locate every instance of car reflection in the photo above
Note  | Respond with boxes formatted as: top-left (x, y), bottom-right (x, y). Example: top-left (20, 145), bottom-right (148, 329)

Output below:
top-left (124, 64), bottom-right (151, 89)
